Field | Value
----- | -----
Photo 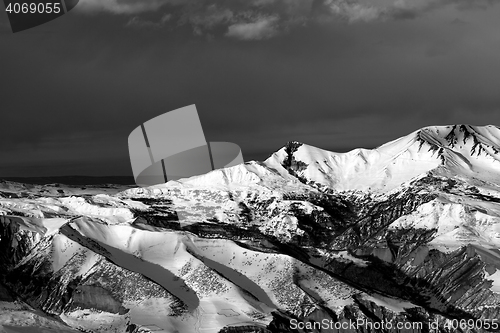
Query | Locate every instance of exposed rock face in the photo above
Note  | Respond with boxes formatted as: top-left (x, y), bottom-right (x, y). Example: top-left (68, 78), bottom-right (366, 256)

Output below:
top-left (282, 141), bottom-right (309, 179)
top-left (0, 216), bottom-right (42, 267)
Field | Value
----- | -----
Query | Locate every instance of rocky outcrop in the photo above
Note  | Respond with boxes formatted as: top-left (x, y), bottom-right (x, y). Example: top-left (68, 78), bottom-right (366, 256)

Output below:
top-left (0, 215), bottom-right (42, 268)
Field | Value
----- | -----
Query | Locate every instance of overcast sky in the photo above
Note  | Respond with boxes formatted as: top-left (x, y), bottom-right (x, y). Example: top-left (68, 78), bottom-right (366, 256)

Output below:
top-left (1, 0), bottom-right (500, 177)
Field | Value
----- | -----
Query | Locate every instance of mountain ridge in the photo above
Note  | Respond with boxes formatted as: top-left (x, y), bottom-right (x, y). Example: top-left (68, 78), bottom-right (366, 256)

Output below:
top-left (262, 124), bottom-right (500, 192)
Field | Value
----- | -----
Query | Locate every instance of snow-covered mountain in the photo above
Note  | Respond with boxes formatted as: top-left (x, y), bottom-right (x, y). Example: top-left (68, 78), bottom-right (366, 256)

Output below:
top-left (265, 124), bottom-right (500, 192)
top-left (2, 124), bottom-right (500, 333)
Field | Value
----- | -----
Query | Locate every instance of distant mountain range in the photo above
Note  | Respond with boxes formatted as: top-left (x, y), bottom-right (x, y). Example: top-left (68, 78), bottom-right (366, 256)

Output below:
top-left (1, 176), bottom-right (136, 186)
top-left (1, 124), bottom-right (500, 333)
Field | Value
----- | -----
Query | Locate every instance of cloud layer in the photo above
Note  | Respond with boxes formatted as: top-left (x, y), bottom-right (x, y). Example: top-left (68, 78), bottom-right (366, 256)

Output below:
top-left (2, 0), bottom-right (500, 176)
top-left (77, 0), bottom-right (498, 39)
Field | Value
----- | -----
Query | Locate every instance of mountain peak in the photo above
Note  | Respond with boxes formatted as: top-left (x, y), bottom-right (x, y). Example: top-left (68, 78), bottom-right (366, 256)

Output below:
top-left (283, 140), bottom-right (304, 150)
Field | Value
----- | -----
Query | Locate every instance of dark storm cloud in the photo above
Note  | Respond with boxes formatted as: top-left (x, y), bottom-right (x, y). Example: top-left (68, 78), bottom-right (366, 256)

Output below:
top-left (78, 0), bottom-right (316, 39)
top-left (0, 0), bottom-right (500, 177)
top-left (382, 0), bottom-right (499, 20)
top-left (76, 0), bottom-right (499, 39)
